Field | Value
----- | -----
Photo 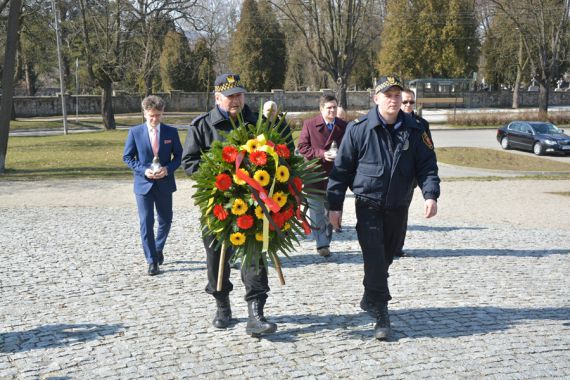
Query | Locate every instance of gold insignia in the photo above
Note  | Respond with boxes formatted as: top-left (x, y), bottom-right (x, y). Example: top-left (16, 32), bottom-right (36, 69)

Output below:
top-left (422, 132), bottom-right (434, 150)
top-left (227, 75), bottom-right (235, 84)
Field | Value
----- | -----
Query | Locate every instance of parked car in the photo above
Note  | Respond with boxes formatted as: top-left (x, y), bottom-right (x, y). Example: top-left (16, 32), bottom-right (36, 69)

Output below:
top-left (496, 121), bottom-right (570, 156)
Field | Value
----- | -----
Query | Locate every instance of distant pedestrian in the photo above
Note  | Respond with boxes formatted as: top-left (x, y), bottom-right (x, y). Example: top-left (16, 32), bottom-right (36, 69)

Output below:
top-left (327, 76), bottom-right (440, 340)
top-left (395, 88), bottom-right (433, 258)
top-left (123, 95), bottom-right (183, 276)
top-left (297, 94), bottom-right (347, 257)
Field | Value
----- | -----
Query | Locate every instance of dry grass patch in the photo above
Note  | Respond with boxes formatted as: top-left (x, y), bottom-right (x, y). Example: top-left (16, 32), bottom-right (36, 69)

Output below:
top-left (437, 147), bottom-right (570, 172)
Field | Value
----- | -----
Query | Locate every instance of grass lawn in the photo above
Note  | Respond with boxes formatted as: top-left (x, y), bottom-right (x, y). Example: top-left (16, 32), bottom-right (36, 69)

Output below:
top-left (8, 113), bottom-right (199, 131)
top-left (437, 147), bottom-right (570, 172)
top-left (1, 132), bottom-right (569, 180)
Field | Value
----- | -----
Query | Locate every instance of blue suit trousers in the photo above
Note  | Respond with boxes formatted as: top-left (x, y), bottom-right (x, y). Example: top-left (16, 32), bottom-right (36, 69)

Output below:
top-left (135, 184), bottom-right (173, 264)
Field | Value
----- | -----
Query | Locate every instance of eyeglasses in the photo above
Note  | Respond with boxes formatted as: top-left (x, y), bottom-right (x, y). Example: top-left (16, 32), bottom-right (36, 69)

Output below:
top-left (402, 101), bottom-right (415, 105)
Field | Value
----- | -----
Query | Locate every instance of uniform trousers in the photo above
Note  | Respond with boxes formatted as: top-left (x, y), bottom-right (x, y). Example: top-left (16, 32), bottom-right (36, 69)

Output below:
top-left (355, 197), bottom-right (409, 303)
top-left (202, 233), bottom-right (270, 302)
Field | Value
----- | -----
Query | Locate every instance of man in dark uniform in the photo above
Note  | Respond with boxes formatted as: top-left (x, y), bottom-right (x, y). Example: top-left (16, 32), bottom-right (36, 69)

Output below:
top-left (182, 73), bottom-right (284, 337)
top-left (395, 88), bottom-right (433, 258)
top-left (327, 76), bottom-right (440, 340)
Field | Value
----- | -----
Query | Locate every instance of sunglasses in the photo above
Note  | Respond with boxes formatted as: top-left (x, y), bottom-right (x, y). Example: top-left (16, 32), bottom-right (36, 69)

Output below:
top-left (402, 101), bottom-right (415, 105)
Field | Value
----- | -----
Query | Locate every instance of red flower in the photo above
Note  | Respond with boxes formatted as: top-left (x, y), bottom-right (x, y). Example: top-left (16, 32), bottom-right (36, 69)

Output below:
top-left (293, 177), bottom-right (303, 192)
top-left (249, 150), bottom-right (267, 166)
top-left (213, 204), bottom-right (229, 220)
top-left (222, 146), bottom-right (238, 163)
top-left (215, 173), bottom-right (232, 191)
top-left (270, 212), bottom-right (286, 230)
top-left (283, 207), bottom-right (294, 220)
top-left (237, 214), bottom-right (254, 230)
top-left (275, 144), bottom-right (290, 159)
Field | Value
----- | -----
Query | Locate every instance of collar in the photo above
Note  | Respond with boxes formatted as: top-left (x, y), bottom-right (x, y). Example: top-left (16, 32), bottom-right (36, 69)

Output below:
top-left (370, 108), bottom-right (404, 131)
top-left (147, 122), bottom-right (161, 133)
top-left (216, 105), bottom-right (230, 120)
top-left (211, 104), bottom-right (258, 126)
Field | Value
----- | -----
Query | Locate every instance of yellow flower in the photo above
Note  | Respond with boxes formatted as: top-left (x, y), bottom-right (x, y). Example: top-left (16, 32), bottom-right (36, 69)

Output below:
top-left (255, 232), bottom-right (264, 241)
top-left (283, 222), bottom-right (291, 231)
top-left (233, 168), bottom-right (249, 185)
top-left (272, 191), bottom-right (288, 208)
top-left (245, 139), bottom-right (260, 153)
top-left (276, 165), bottom-right (290, 183)
top-left (253, 170), bottom-right (270, 187)
top-left (255, 205), bottom-right (264, 219)
top-left (230, 232), bottom-right (246, 246)
top-left (231, 198), bottom-right (248, 215)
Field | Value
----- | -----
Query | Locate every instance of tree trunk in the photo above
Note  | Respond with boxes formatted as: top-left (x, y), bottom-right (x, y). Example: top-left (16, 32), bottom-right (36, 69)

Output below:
top-left (512, 35), bottom-right (524, 109)
top-left (144, 74), bottom-right (153, 97)
top-left (101, 80), bottom-right (116, 130)
top-left (537, 82), bottom-right (549, 119)
top-left (335, 76), bottom-right (348, 109)
top-left (0, 0), bottom-right (23, 173)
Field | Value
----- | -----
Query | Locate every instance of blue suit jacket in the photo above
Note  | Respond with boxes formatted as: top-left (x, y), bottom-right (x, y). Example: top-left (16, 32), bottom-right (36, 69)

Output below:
top-left (123, 123), bottom-right (183, 195)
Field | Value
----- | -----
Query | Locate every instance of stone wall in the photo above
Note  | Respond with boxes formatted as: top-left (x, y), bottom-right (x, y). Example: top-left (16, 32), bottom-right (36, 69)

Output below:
top-left (5, 89), bottom-right (570, 117)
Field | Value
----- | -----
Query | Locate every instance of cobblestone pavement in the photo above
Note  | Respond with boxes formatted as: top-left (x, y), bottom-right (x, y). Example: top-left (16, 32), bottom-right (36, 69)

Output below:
top-left (0, 179), bottom-right (569, 379)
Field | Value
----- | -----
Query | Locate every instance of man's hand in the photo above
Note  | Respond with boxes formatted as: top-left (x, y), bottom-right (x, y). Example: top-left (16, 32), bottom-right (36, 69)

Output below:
top-left (424, 199), bottom-right (437, 218)
top-left (145, 168), bottom-right (156, 179)
top-left (145, 167), bottom-right (168, 179)
top-left (323, 150), bottom-right (336, 162)
top-left (329, 210), bottom-right (342, 230)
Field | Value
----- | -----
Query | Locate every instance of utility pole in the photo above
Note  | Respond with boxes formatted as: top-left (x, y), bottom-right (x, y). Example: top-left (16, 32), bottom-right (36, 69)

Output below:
top-left (75, 57), bottom-right (79, 123)
top-left (52, 0), bottom-right (68, 135)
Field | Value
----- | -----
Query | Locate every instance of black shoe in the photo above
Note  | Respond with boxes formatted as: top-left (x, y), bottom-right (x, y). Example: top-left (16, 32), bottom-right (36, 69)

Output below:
top-left (246, 299), bottom-right (277, 337)
top-left (148, 263), bottom-right (159, 276)
top-left (213, 296), bottom-right (232, 329)
top-left (157, 251), bottom-right (164, 265)
top-left (374, 303), bottom-right (391, 341)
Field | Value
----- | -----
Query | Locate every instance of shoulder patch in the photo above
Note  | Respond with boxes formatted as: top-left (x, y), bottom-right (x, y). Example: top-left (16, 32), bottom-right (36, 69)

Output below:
top-left (422, 131), bottom-right (434, 150)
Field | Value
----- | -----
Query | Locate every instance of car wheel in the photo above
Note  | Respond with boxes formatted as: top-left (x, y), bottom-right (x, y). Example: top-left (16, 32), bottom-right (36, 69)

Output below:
top-left (533, 142), bottom-right (544, 156)
top-left (500, 136), bottom-right (510, 150)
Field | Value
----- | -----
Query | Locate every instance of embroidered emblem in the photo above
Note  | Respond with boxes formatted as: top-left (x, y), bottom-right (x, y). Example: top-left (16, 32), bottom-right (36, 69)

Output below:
top-left (422, 132), bottom-right (434, 150)
top-left (164, 139), bottom-right (172, 144)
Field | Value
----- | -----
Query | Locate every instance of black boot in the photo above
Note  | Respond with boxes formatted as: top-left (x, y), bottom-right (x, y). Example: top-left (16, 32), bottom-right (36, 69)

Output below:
top-left (212, 296), bottom-right (232, 329)
top-left (246, 299), bottom-right (277, 336)
top-left (373, 302), bottom-right (391, 341)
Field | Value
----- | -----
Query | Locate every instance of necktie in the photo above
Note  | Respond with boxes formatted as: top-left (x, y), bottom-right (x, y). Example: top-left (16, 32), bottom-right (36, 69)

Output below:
top-left (327, 123), bottom-right (333, 131)
top-left (151, 127), bottom-right (159, 156)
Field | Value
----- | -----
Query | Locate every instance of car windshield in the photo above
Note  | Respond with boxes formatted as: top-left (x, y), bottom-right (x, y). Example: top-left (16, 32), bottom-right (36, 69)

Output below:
top-left (531, 123), bottom-right (560, 134)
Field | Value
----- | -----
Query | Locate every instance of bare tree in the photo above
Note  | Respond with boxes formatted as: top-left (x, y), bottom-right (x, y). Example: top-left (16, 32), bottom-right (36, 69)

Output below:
top-left (489, 0), bottom-right (570, 117)
top-left (0, 0), bottom-right (23, 173)
top-left (182, 0), bottom-right (240, 108)
top-left (126, 0), bottom-right (198, 96)
top-left (270, 0), bottom-right (385, 108)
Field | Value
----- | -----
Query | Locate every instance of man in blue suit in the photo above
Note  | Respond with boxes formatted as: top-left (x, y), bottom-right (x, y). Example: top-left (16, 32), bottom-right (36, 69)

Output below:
top-left (123, 95), bottom-right (183, 275)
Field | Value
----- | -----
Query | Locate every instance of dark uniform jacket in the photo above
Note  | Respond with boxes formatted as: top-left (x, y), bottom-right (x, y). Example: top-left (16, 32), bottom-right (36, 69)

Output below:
top-left (181, 104), bottom-right (258, 175)
top-left (297, 114), bottom-right (347, 190)
top-left (182, 104), bottom-right (294, 176)
top-left (327, 107), bottom-right (440, 211)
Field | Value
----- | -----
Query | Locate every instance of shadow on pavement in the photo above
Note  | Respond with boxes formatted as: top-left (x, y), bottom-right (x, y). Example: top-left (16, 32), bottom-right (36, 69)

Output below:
top-left (279, 248), bottom-right (569, 268)
top-left (329, 225), bottom-right (488, 243)
top-left (0, 323), bottom-right (124, 353)
top-left (263, 306), bottom-right (569, 342)
top-left (407, 248), bottom-right (569, 258)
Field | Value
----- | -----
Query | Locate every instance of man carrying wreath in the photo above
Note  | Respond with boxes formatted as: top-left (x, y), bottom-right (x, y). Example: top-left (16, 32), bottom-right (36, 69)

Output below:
top-left (182, 73), bottom-right (291, 336)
